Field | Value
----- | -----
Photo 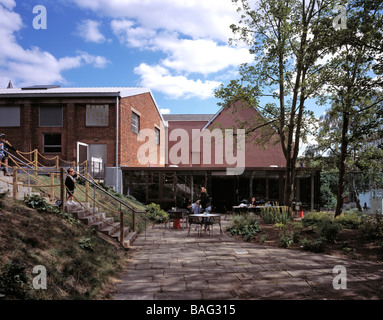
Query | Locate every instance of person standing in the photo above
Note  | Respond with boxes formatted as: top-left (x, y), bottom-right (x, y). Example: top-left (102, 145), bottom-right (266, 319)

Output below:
top-left (200, 186), bottom-right (208, 213)
top-left (65, 168), bottom-right (78, 204)
top-left (0, 134), bottom-right (17, 176)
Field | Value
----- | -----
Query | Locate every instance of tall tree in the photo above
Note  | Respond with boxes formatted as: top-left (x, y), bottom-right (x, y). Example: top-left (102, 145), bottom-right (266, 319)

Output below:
top-left (315, 0), bottom-right (383, 216)
top-left (215, 0), bottom-right (336, 207)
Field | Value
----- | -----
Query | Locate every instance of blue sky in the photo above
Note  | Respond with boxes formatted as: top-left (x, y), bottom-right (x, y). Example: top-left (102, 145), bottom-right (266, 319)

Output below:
top-left (0, 0), bottom-right (328, 117)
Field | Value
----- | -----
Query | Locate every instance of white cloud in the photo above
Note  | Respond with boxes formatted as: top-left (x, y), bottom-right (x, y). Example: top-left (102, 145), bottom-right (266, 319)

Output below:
top-left (0, 3), bottom-right (109, 88)
top-left (160, 108), bottom-right (171, 115)
top-left (134, 63), bottom-right (221, 100)
top-left (71, 0), bottom-right (239, 42)
top-left (76, 20), bottom-right (105, 43)
top-left (0, 0), bottom-right (16, 10)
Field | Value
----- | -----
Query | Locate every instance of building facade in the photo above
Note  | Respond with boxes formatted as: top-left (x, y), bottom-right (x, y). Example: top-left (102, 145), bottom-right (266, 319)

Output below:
top-left (0, 86), bottom-right (166, 192)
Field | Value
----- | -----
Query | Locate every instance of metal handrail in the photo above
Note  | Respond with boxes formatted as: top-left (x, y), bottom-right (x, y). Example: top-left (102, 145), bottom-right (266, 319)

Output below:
top-left (77, 173), bottom-right (146, 214)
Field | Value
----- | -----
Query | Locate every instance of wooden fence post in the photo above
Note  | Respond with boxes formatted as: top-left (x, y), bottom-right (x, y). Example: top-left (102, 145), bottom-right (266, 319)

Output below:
top-left (60, 167), bottom-right (65, 208)
top-left (50, 173), bottom-right (54, 203)
top-left (12, 167), bottom-right (17, 200)
top-left (85, 172), bottom-right (90, 203)
top-left (34, 149), bottom-right (38, 175)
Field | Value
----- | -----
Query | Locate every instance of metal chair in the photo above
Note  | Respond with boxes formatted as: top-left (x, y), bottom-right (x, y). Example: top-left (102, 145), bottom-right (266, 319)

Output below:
top-left (187, 215), bottom-right (203, 236)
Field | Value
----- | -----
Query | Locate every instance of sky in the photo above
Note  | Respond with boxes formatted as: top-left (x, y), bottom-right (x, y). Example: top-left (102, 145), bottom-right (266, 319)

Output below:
top-left (0, 0), bottom-right (328, 118)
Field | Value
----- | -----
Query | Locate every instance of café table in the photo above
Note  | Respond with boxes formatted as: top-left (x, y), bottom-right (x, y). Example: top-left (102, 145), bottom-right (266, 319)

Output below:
top-left (188, 213), bottom-right (222, 236)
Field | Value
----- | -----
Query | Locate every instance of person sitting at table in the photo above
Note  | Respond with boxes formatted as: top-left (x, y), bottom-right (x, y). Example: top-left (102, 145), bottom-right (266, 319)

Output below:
top-left (250, 196), bottom-right (257, 207)
top-left (191, 200), bottom-right (202, 214)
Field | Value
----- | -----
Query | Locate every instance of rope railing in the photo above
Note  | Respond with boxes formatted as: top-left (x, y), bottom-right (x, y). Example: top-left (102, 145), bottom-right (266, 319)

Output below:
top-left (1, 150), bottom-right (146, 245)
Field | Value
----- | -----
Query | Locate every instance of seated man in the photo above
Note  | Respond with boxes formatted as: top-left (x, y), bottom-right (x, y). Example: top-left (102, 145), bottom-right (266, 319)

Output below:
top-left (191, 200), bottom-right (202, 214)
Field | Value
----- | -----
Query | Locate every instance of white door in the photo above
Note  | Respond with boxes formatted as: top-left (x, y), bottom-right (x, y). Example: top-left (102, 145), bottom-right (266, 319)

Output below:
top-left (77, 142), bottom-right (89, 173)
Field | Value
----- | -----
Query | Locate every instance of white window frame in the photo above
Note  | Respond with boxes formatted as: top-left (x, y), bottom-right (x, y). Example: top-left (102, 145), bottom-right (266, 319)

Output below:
top-left (132, 112), bottom-right (140, 134)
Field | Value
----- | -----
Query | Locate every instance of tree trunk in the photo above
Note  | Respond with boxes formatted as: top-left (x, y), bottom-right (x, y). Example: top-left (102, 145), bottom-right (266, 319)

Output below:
top-left (335, 111), bottom-right (349, 217)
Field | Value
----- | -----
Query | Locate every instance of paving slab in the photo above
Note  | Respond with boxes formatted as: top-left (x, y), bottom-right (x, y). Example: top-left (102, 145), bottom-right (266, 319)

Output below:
top-left (112, 217), bottom-right (383, 300)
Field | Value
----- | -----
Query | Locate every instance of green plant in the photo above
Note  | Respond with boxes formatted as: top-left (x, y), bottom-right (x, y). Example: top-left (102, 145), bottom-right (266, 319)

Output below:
top-left (279, 230), bottom-right (294, 248)
top-left (145, 203), bottom-right (168, 221)
top-left (260, 234), bottom-right (267, 243)
top-left (260, 205), bottom-right (291, 224)
top-left (361, 218), bottom-right (383, 240)
top-left (78, 237), bottom-right (95, 252)
top-left (317, 220), bottom-right (341, 243)
top-left (335, 209), bottom-right (368, 229)
top-left (227, 214), bottom-right (262, 241)
top-left (300, 238), bottom-right (326, 253)
top-left (302, 211), bottom-right (332, 228)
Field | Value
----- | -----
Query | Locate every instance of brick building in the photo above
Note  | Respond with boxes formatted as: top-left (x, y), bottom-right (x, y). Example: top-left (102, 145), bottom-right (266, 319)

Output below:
top-left (0, 85), bottom-right (166, 192)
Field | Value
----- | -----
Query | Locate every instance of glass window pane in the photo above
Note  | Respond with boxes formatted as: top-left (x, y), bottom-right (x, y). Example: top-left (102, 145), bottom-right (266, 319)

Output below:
top-left (39, 105), bottom-right (63, 127)
top-left (0, 106), bottom-right (20, 126)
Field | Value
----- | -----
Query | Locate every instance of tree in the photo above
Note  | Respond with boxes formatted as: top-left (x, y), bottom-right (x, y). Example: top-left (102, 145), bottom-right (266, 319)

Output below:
top-left (215, 0), bottom-right (337, 207)
top-left (314, 0), bottom-right (383, 217)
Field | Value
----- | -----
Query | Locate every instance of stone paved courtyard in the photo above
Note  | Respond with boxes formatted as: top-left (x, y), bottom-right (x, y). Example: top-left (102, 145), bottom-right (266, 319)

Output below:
top-left (112, 218), bottom-right (383, 300)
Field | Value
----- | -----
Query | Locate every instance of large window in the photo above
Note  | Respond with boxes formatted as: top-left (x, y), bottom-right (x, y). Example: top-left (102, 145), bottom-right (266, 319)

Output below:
top-left (39, 105), bottom-right (63, 127)
top-left (86, 105), bottom-right (109, 126)
top-left (43, 133), bottom-right (62, 153)
top-left (132, 112), bottom-right (140, 134)
top-left (0, 106), bottom-right (20, 127)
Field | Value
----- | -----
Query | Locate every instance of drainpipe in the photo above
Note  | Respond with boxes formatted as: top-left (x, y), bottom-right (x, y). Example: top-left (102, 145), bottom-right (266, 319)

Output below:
top-left (116, 96), bottom-right (120, 193)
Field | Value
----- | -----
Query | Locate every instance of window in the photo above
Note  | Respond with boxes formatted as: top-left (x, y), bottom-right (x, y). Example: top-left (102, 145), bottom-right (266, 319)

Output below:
top-left (39, 105), bottom-right (63, 127)
top-left (86, 105), bottom-right (109, 126)
top-left (0, 106), bottom-right (20, 127)
top-left (132, 112), bottom-right (140, 134)
top-left (43, 133), bottom-right (62, 153)
top-left (155, 127), bottom-right (160, 145)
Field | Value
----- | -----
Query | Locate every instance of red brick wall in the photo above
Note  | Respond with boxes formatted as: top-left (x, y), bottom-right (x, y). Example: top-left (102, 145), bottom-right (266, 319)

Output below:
top-left (119, 93), bottom-right (164, 167)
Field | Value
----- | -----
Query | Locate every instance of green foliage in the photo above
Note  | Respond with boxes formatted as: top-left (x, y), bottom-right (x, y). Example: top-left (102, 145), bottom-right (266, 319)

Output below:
top-left (260, 206), bottom-right (291, 224)
top-left (145, 203), bottom-right (168, 221)
top-left (279, 230), bottom-right (294, 248)
top-left (0, 261), bottom-right (32, 300)
top-left (317, 220), bottom-right (341, 243)
top-left (24, 194), bottom-right (79, 225)
top-left (302, 211), bottom-right (332, 227)
top-left (300, 238), bottom-right (326, 253)
top-left (78, 237), bottom-right (95, 252)
top-left (335, 209), bottom-right (368, 229)
top-left (227, 214), bottom-right (262, 241)
top-left (361, 218), bottom-right (383, 240)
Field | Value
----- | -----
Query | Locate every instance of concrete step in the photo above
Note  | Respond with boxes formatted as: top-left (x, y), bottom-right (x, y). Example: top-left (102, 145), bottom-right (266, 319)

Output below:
top-left (99, 222), bottom-right (120, 236)
top-left (123, 231), bottom-right (138, 248)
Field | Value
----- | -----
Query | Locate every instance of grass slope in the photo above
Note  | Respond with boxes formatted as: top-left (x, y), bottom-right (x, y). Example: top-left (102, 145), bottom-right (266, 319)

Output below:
top-left (0, 193), bottom-right (129, 300)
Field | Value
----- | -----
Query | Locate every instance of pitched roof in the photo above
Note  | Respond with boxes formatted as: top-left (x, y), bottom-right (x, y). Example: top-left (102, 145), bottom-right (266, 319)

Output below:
top-left (163, 114), bottom-right (215, 122)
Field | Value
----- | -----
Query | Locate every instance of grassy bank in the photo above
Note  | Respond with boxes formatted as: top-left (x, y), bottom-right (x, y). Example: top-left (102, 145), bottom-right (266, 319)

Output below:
top-left (0, 192), bottom-right (129, 300)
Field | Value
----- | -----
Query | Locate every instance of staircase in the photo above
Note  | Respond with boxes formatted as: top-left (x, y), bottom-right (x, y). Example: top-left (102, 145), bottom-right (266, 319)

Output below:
top-left (64, 202), bottom-right (137, 248)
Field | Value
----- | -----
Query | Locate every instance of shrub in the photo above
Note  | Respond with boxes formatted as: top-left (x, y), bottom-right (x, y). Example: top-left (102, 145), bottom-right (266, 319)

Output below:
top-left (335, 209), bottom-right (368, 229)
top-left (145, 203), bottom-right (168, 221)
top-left (302, 211), bottom-right (332, 227)
top-left (300, 238), bottom-right (326, 253)
top-left (317, 220), bottom-right (341, 243)
top-left (227, 214), bottom-right (262, 241)
top-left (279, 230), bottom-right (294, 248)
top-left (361, 218), bottom-right (383, 240)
